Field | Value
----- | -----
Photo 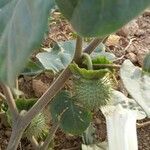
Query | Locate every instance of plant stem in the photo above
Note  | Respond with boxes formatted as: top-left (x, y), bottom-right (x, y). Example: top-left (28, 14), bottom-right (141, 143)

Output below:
top-left (6, 119), bottom-right (24, 150)
top-left (74, 35), bottom-right (83, 61)
top-left (29, 136), bottom-right (39, 149)
top-left (0, 82), bottom-right (19, 121)
top-left (6, 38), bottom-right (103, 150)
top-left (84, 37), bottom-right (103, 54)
top-left (24, 68), bottom-right (71, 123)
top-left (0, 82), bottom-right (24, 150)
top-left (40, 123), bottom-right (59, 150)
top-left (93, 64), bottom-right (121, 69)
top-left (40, 108), bottom-right (67, 150)
top-left (82, 53), bottom-right (93, 70)
top-left (0, 92), bottom-right (6, 101)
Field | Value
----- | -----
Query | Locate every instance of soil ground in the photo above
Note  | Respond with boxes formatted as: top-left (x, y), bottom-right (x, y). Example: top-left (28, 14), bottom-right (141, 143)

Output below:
top-left (0, 9), bottom-right (150, 150)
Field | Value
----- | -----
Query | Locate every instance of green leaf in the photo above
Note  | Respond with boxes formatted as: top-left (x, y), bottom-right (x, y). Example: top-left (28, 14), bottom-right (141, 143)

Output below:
top-left (0, 0), bottom-right (54, 85)
top-left (91, 43), bottom-right (116, 61)
top-left (50, 91), bottom-right (71, 122)
top-left (56, 0), bottom-right (150, 37)
top-left (120, 60), bottom-right (150, 117)
top-left (92, 56), bottom-right (112, 65)
top-left (60, 102), bottom-right (92, 135)
top-left (21, 60), bottom-right (44, 76)
top-left (15, 98), bottom-right (37, 111)
top-left (50, 91), bottom-right (92, 135)
top-left (0, 0), bottom-right (11, 8)
top-left (36, 41), bottom-right (75, 73)
top-left (69, 63), bottom-right (110, 79)
top-left (3, 98), bottom-right (37, 112)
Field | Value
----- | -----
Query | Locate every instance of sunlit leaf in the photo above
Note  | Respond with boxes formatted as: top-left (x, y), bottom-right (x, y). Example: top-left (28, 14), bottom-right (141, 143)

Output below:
top-left (36, 41), bottom-right (75, 73)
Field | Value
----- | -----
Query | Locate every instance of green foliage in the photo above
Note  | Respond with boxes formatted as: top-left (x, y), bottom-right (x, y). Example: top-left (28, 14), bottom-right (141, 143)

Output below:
top-left (0, 0), bottom-right (54, 85)
top-left (69, 63), bottom-right (110, 79)
top-left (91, 43), bottom-right (116, 61)
top-left (21, 60), bottom-right (44, 76)
top-left (92, 56), bottom-right (115, 72)
top-left (50, 91), bottom-right (92, 135)
top-left (0, 0), bottom-right (149, 147)
top-left (24, 113), bottom-right (48, 139)
top-left (92, 56), bottom-right (112, 65)
top-left (50, 91), bottom-right (71, 122)
top-left (73, 77), bottom-right (112, 110)
top-left (2, 98), bottom-right (37, 112)
top-left (0, 0), bottom-right (11, 8)
top-left (17, 99), bottom-right (48, 139)
top-left (55, 0), bottom-right (150, 37)
top-left (36, 41), bottom-right (75, 73)
top-left (3, 98), bottom-right (48, 139)
top-left (15, 99), bottom-right (37, 111)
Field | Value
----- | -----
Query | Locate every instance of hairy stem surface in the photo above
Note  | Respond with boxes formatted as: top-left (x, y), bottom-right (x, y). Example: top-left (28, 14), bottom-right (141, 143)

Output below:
top-left (6, 118), bottom-right (24, 150)
top-left (40, 123), bottom-right (59, 150)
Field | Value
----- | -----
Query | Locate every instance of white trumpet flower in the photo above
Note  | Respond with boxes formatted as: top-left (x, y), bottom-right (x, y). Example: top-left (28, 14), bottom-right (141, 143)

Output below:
top-left (102, 105), bottom-right (138, 150)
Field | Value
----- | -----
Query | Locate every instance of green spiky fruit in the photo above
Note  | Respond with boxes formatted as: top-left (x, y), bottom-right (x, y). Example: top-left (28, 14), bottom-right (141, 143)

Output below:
top-left (4, 99), bottom-right (48, 139)
top-left (24, 113), bottom-right (48, 139)
top-left (74, 77), bottom-right (112, 110)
